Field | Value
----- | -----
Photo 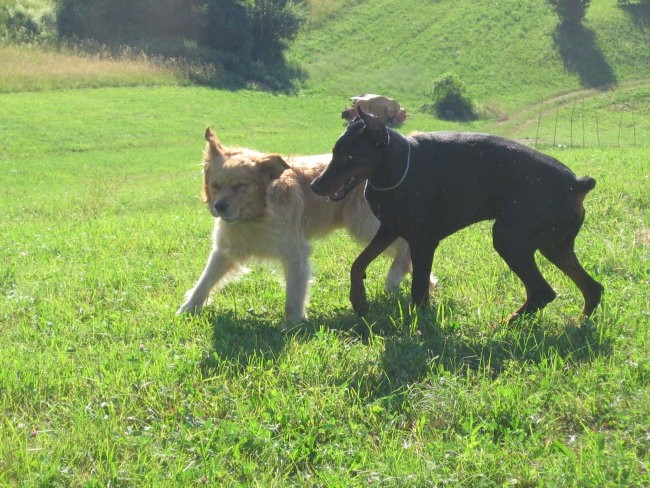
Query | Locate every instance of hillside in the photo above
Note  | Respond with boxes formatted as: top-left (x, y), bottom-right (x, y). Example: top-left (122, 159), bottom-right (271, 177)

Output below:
top-left (290, 0), bottom-right (650, 121)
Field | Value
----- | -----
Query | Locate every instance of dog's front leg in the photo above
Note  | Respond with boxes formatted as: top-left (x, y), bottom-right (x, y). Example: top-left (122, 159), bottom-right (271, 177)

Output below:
top-left (351, 227), bottom-right (398, 315)
top-left (177, 248), bottom-right (238, 315)
top-left (281, 243), bottom-right (311, 324)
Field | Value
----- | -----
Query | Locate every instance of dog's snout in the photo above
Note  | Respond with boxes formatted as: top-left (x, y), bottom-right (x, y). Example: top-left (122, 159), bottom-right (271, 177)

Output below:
top-left (310, 178), bottom-right (322, 195)
top-left (214, 199), bottom-right (229, 214)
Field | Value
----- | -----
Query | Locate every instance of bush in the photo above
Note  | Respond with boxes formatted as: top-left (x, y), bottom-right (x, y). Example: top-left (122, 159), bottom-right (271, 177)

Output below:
top-left (1, 1), bottom-right (56, 43)
top-left (547, 0), bottom-right (591, 25)
top-left (423, 72), bottom-right (477, 121)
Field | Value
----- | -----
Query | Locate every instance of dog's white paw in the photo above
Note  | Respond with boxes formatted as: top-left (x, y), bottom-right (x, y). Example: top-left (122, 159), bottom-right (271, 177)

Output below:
top-left (176, 302), bottom-right (203, 316)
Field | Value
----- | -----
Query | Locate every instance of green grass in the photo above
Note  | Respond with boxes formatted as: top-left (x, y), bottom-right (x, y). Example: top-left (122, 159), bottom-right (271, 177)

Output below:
top-left (1, 85), bottom-right (648, 486)
top-left (1, 0), bottom-right (649, 485)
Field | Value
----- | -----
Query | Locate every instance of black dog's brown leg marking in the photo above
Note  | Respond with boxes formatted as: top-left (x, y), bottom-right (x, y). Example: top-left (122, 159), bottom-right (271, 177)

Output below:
top-left (492, 219), bottom-right (557, 322)
top-left (351, 226), bottom-right (398, 315)
top-left (408, 239), bottom-right (439, 308)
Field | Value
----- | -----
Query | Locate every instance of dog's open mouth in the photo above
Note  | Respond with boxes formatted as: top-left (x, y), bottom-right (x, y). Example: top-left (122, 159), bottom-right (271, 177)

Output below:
top-left (328, 175), bottom-right (359, 201)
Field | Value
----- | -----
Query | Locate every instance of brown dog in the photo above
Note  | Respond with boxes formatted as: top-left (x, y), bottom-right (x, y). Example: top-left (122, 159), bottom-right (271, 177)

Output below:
top-left (177, 128), bottom-right (434, 324)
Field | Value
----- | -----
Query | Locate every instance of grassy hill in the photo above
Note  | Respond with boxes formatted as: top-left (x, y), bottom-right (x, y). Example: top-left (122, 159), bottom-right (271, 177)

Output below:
top-left (2, 0), bottom-right (649, 143)
top-left (291, 0), bottom-right (650, 112)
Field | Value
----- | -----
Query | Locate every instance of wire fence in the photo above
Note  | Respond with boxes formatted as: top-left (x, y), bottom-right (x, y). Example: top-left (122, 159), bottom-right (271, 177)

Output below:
top-left (525, 98), bottom-right (648, 148)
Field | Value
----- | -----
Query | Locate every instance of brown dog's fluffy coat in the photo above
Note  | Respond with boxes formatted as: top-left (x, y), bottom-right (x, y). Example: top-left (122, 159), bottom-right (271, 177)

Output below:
top-left (177, 128), bottom-right (428, 323)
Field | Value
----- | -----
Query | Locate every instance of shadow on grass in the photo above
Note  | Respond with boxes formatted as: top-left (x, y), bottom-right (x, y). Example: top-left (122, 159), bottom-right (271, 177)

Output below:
top-left (198, 305), bottom-right (371, 376)
top-left (189, 57), bottom-right (308, 94)
top-left (553, 22), bottom-right (617, 88)
top-left (200, 292), bottom-right (611, 403)
top-left (619, 3), bottom-right (650, 31)
top-left (373, 310), bottom-right (610, 397)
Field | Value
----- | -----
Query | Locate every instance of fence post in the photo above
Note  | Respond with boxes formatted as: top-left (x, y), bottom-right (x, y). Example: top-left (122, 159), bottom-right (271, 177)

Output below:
top-left (582, 98), bottom-right (585, 147)
top-left (554, 105), bottom-right (559, 146)
top-left (535, 100), bottom-right (543, 147)
top-left (618, 115), bottom-right (623, 147)
top-left (570, 102), bottom-right (576, 148)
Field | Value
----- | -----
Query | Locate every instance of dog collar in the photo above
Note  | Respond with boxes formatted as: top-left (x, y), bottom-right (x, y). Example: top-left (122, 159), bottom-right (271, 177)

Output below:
top-left (367, 139), bottom-right (410, 192)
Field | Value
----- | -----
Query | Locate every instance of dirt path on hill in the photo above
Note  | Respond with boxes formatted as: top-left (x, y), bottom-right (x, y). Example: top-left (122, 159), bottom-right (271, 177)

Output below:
top-left (494, 78), bottom-right (650, 137)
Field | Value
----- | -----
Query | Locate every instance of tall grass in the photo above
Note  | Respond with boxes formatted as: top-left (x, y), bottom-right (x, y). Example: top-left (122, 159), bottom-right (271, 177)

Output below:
top-left (0, 45), bottom-right (188, 92)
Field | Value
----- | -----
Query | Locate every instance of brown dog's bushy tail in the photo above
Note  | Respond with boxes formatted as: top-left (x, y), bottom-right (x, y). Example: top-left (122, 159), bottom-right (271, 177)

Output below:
top-left (575, 176), bottom-right (596, 194)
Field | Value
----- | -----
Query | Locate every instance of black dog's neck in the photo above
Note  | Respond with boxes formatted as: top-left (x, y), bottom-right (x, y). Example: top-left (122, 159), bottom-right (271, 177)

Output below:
top-left (367, 130), bottom-right (411, 192)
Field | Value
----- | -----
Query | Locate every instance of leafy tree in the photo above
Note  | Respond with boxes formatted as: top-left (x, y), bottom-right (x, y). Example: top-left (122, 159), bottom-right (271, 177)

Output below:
top-left (548, 0), bottom-right (591, 25)
top-left (56, 0), bottom-right (198, 44)
top-left (198, 0), bottom-right (254, 65)
top-left (248, 0), bottom-right (306, 63)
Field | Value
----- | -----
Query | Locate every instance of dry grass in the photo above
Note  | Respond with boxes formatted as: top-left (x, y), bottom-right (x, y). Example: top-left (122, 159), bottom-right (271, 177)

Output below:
top-left (0, 45), bottom-right (181, 92)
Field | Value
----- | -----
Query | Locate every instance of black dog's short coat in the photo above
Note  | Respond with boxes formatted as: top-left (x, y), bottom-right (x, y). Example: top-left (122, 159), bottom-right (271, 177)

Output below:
top-left (311, 108), bottom-right (603, 322)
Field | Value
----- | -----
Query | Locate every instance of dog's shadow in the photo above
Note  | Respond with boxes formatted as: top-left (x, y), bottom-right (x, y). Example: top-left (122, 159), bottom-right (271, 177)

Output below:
top-left (200, 294), bottom-right (611, 400)
top-left (198, 305), bottom-right (371, 376)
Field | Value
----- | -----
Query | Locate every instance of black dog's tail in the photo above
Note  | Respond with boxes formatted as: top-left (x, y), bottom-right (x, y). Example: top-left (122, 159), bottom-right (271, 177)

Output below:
top-left (574, 176), bottom-right (596, 195)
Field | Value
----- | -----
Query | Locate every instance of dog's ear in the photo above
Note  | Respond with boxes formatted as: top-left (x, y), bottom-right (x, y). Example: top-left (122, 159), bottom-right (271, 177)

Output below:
top-left (204, 127), bottom-right (223, 155)
top-left (358, 106), bottom-right (389, 146)
top-left (257, 154), bottom-right (290, 181)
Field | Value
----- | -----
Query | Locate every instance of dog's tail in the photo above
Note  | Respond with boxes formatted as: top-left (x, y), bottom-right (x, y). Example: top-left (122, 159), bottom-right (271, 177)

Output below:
top-left (573, 176), bottom-right (596, 207)
top-left (574, 176), bottom-right (596, 195)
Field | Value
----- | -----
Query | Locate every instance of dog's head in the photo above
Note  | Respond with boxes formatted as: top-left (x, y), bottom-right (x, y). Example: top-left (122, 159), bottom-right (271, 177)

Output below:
top-left (311, 107), bottom-right (389, 201)
top-left (202, 127), bottom-right (290, 222)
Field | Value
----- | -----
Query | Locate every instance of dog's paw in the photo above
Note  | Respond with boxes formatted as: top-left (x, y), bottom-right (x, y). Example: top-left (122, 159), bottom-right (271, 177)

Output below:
top-left (176, 302), bottom-right (203, 316)
top-left (350, 287), bottom-right (369, 316)
top-left (282, 314), bottom-right (308, 332)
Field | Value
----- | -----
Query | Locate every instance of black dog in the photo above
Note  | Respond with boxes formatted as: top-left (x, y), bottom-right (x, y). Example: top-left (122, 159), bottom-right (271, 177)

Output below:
top-left (311, 108), bottom-right (603, 322)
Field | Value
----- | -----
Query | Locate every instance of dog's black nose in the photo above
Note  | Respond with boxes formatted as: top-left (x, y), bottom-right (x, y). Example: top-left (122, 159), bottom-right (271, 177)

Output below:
top-left (214, 200), bottom-right (228, 214)
top-left (310, 179), bottom-right (322, 195)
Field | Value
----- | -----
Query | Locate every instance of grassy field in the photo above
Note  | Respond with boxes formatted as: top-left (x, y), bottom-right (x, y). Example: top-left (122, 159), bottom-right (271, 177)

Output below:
top-left (1, 84), bottom-right (648, 486)
top-left (1, 0), bottom-right (649, 486)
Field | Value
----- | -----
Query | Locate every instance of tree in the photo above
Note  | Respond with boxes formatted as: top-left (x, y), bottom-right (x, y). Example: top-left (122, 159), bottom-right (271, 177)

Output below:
top-left (548, 0), bottom-right (591, 25)
top-left (199, 0), bottom-right (254, 65)
top-left (248, 0), bottom-right (306, 63)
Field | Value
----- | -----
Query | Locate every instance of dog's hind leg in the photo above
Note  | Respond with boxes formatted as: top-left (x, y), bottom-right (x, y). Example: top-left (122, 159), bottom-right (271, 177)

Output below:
top-left (281, 242), bottom-right (312, 324)
top-left (492, 220), bottom-right (556, 322)
top-left (383, 239), bottom-right (438, 292)
top-left (384, 240), bottom-right (412, 291)
top-left (408, 239), bottom-right (439, 308)
top-left (539, 228), bottom-right (603, 317)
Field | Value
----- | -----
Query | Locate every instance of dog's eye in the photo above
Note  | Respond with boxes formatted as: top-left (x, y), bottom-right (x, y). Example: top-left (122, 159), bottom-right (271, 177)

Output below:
top-left (232, 183), bottom-right (247, 191)
top-left (347, 155), bottom-right (354, 161)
